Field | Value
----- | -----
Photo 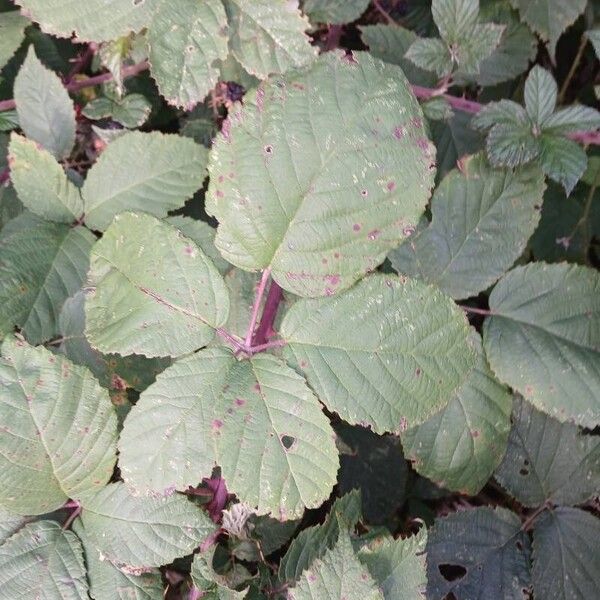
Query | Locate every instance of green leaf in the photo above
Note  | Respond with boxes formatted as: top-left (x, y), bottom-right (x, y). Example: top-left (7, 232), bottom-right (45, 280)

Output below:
top-left (165, 215), bottom-right (231, 275)
top-left (278, 491), bottom-right (362, 583)
top-left (532, 507), bottom-right (600, 600)
top-left (389, 154), bottom-right (545, 299)
top-left (0, 185), bottom-right (24, 230)
top-left (0, 336), bottom-right (117, 515)
top-left (303, 0), bottom-right (370, 24)
top-left (0, 214), bottom-right (94, 344)
top-left (73, 520), bottom-right (164, 600)
top-left (509, 0), bottom-right (586, 58)
top-left (543, 104), bottom-right (600, 135)
top-left (0, 509), bottom-right (27, 545)
top-left (455, 22), bottom-right (505, 77)
top-left (82, 93), bottom-right (152, 129)
top-left (13, 46), bottom-right (75, 159)
top-left (539, 134), bottom-right (587, 195)
top-left (336, 423), bottom-right (408, 526)
top-left (79, 482), bottom-right (216, 569)
top-left (360, 24), bottom-right (437, 87)
top-left (357, 528), bottom-right (428, 600)
top-left (288, 529), bottom-right (383, 600)
top-left (405, 37), bottom-right (453, 78)
top-left (426, 506), bottom-right (530, 600)
top-left (432, 0), bottom-right (479, 41)
top-left (486, 122), bottom-right (540, 168)
top-left (402, 330), bottom-right (512, 495)
top-left (0, 521), bottom-right (88, 600)
top-left (207, 52), bottom-right (436, 297)
top-left (0, 110), bottom-right (19, 132)
top-left (85, 212), bottom-right (230, 358)
top-left (483, 263), bottom-right (600, 428)
top-left (0, 11), bottom-right (29, 72)
top-left (8, 133), bottom-right (83, 222)
top-left (14, 0), bottom-right (158, 42)
top-left (281, 274), bottom-right (475, 433)
top-left (119, 347), bottom-right (338, 518)
top-left (82, 131), bottom-right (208, 232)
top-left (524, 66), bottom-right (557, 126)
top-left (191, 550), bottom-right (247, 599)
top-left (148, 0), bottom-right (228, 110)
top-left (421, 97), bottom-right (453, 121)
top-left (224, 0), bottom-right (316, 78)
top-left (494, 398), bottom-right (600, 507)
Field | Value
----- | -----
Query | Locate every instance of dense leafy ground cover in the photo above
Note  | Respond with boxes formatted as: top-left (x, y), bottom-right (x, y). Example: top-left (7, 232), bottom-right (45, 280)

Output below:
top-left (0, 0), bottom-right (599, 598)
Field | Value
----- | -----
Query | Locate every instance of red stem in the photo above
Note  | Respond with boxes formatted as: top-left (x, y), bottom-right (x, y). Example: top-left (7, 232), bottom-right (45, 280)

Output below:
top-left (460, 305), bottom-right (494, 316)
top-left (252, 280), bottom-right (283, 346)
top-left (65, 43), bottom-right (97, 84)
top-left (244, 268), bottom-right (271, 347)
top-left (0, 168), bottom-right (9, 186)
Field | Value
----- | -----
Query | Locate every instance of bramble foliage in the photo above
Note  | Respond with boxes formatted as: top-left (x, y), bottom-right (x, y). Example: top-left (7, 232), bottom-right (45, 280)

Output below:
top-left (0, 0), bottom-right (599, 599)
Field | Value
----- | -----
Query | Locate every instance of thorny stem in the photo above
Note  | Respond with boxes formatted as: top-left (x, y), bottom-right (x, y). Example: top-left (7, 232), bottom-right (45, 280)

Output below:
top-left (521, 501), bottom-right (551, 531)
top-left (244, 268), bottom-right (272, 348)
top-left (460, 305), bottom-right (494, 316)
top-left (246, 339), bottom-right (287, 355)
top-left (252, 280), bottom-right (284, 347)
top-left (558, 33), bottom-right (588, 103)
top-left (62, 502), bottom-right (82, 530)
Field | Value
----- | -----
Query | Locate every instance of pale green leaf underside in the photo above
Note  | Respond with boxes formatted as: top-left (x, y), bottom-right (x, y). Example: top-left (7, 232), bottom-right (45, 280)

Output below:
top-left (426, 506), bottom-right (531, 599)
top-left (79, 483), bottom-right (216, 569)
top-left (224, 0), bottom-right (316, 78)
top-left (402, 330), bottom-right (512, 495)
top-left (14, 47), bottom-right (76, 159)
top-left (85, 212), bottom-right (230, 358)
top-left (119, 347), bottom-right (338, 518)
top-left (532, 507), bottom-right (600, 600)
top-left (149, 0), bottom-right (228, 109)
top-left (0, 521), bottom-right (87, 600)
top-left (15, 0), bottom-right (158, 42)
top-left (483, 263), bottom-right (600, 428)
top-left (494, 399), bottom-right (600, 507)
top-left (304, 0), bottom-right (370, 24)
top-left (281, 274), bottom-right (475, 434)
top-left (0, 214), bottom-right (94, 344)
top-left (73, 521), bottom-right (164, 600)
top-left (357, 529), bottom-right (428, 600)
top-left (288, 529), bottom-right (383, 600)
top-left (389, 154), bottom-right (545, 299)
top-left (207, 51), bottom-right (436, 297)
top-left (0, 509), bottom-right (28, 545)
top-left (82, 131), bottom-right (208, 232)
top-left (0, 337), bottom-right (117, 515)
top-left (9, 133), bottom-right (83, 223)
top-left (0, 11), bottom-right (28, 72)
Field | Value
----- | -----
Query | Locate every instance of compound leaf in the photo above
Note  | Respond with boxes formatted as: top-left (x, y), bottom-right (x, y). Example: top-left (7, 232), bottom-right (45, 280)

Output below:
top-left (0, 521), bottom-right (88, 600)
top-left (0, 337), bottom-right (117, 515)
top-left (494, 399), bottom-right (600, 507)
top-left (483, 263), bottom-right (600, 428)
top-left (148, 0), bottom-right (228, 110)
top-left (539, 134), bottom-right (587, 195)
top-left (389, 154), bottom-right (545, 299)
top-left (281, 274), bottom-right (475, 434)
top-left (13, 46), bottom-right (75, 159)
top-left (85, 212), bottom-right (229, 358)
top-left (207, 51), bottom-right (436, 297)
top-left (82, 131), bottom-right (208, 232)
top-left (79, 482), bottom-right (216, 569)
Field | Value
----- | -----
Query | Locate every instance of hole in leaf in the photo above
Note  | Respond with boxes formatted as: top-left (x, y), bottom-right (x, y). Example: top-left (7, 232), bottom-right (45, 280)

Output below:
top-left (281, 435), bottom-right (295, 450)
top-left (516, 540), bottom-right (523, 550)
top-left (519, 467), bottom-right (529, 476)
top-left (438, 564), bottom-right (467, 582)
top-left (133, 0), bottom-right (144, 5)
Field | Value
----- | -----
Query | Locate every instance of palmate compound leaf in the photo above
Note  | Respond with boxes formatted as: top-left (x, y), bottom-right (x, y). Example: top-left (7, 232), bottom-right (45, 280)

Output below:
top-left (82, 131), bottom-right (208, 232)
top-left (15, 0), bottom-right (158, 42)
top-left (119, 347), bottom-right (338, 518)
top-left (13, 46), bottom-right (76, 159)
top-left (0, 521), bottom-right (88, 600)
top-left (148, 0), bottom-right (229, 110)
top-left (72, 520), bottom-right (164, 600)
top-left (287, 529), bottom-right (384, 600)
top-left (426, 506), bottom-right (531, 600)
top-left (494, 398), bottom-right (600, 507)
top-left (223, 0), bottom-right (316, 79)
top-left (0, 336), bottom-right (118, 515)
top-left (0, 213), bottom-right (94, 344)
top-left (280, 274), bottom-right (476, 434)
top-left (85, 212), bottom-right (230, 358)
top-left (389, 154), bottom-right (545, 300)
top-left (79, 482), bottom-right (216, 569)
top-left (8, 133), bottom-right (84, 223)
top-left (402, 330), bottom-right (512, 495)
top-left (531, 507), bottom-right (600, 600)
top-left (483, 263), bottom-right (600, 428)
top-left (207, 51), bottom-right (436, 297)
top-left (357, 528), bottom-right (428, 600)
